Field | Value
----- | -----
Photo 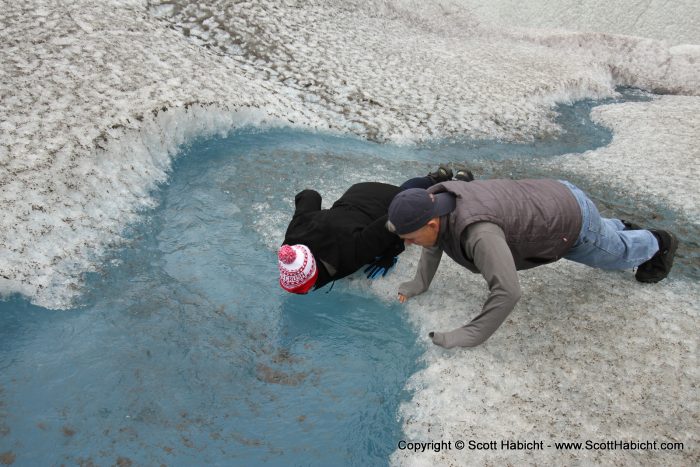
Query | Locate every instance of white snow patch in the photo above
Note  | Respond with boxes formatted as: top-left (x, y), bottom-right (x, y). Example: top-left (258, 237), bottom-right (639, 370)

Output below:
top-left (548, 96), bottom-right (700, 224)
top-left (434, 0), bottom-right (700, 46)
top-left (387, 249), bottom-right (698, 466)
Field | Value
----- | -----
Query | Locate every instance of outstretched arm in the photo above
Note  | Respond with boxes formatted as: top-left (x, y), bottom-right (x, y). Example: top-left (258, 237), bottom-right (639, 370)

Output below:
top-left (430, 222), bottom-right (521, 348)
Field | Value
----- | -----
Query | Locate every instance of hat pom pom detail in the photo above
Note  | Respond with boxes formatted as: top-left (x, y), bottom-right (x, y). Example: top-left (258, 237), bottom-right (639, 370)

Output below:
top-left (279, 245), bottom-right (296, 264)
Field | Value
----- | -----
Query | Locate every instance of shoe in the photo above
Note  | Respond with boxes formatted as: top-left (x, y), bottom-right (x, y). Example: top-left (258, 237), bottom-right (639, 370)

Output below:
top-left (635, 229), bottom-right (678, 283)
top-left (453, 163), bottom-right (474, 182)
top-left (427, 164), bottom-right (453, 183)
top-left (621, 219), bottom-right (642, 230)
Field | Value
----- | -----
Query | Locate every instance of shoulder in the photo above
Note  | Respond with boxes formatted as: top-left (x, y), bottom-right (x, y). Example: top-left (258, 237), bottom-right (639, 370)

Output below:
top-left (467, 221), bottom-right (505, 236)
top-left (463, 222), bottom-right (506, 249)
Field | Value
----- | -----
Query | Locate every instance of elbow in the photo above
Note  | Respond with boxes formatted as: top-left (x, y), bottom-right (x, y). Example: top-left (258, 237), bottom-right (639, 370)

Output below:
top-left (495, 283), bottom-right (522, 310)
top-left (501, 277), bottom-right (522, 308)
top-left (509, 284), bottom-right (522, 307)
top-left (295, 189), bottom-right (322, 207)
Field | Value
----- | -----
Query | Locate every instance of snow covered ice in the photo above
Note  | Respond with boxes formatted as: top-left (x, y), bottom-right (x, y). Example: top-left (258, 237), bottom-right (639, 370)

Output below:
top-left (1, 0), bottom-right (698, 465)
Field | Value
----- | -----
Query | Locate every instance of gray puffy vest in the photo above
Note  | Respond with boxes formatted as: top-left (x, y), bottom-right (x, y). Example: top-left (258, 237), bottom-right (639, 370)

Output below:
top-left (428, 179), bottom-right (582, 271)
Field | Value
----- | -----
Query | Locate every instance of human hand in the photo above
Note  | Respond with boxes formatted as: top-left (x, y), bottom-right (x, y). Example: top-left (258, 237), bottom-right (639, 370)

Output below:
top-left (364, 256), bottom-right (398, 279)
top-left (429, 331), bottom-right (450, 348)
top-left (398, 293), bottom-right (408, 303)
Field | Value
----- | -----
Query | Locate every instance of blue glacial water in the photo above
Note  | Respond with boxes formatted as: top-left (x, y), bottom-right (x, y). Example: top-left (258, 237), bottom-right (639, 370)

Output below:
top-left (1, 89), bottom-right (697, 466)
top-left (0, 140), bottom-right (424, 466)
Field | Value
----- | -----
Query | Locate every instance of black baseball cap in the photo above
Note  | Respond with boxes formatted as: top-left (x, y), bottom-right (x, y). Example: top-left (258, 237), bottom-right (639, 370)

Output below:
top-left (388, 188), bottom-right (456, 235)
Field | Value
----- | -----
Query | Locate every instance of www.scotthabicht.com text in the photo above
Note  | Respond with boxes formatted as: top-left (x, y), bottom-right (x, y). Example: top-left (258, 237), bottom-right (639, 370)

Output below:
top-left (397, 439), bottom-right (684, 453)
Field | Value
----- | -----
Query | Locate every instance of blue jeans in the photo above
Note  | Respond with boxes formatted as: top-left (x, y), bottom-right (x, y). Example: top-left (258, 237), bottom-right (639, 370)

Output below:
top-left (560, 181), bottom-right (658, 270)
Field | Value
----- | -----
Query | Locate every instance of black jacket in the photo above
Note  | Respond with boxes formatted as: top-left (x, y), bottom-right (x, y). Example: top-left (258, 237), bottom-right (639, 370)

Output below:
top-left (283, 182), bottom-right (405, 290)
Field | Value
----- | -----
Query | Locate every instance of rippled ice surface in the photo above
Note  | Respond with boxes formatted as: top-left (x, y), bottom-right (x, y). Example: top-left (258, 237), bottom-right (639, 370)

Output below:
top-left (1, 92), bottom-right (697, 466)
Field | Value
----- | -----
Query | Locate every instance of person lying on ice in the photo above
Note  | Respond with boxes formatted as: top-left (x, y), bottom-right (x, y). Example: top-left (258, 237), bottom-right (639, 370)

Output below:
top-left (386, 179), bottom-right (678, 348)
top-left (277, 164), bottom-right (474, 294)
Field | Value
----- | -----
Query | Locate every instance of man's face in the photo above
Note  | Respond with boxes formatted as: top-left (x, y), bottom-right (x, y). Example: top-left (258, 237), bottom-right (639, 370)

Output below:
top-left (399, 219), bottom-right (440, 247)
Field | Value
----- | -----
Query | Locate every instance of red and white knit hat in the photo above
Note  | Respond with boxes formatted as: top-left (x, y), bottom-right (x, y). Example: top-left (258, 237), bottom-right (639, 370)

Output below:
top-left (278, 244), bottom-right (318, 294)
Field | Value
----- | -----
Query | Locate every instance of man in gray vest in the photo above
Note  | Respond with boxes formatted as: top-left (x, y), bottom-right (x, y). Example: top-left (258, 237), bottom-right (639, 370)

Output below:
top-left (386, 179), bottom-right (678, 349)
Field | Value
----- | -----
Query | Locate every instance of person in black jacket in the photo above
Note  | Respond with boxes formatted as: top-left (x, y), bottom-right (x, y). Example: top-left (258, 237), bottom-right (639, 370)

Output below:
top-left (278, 165), bottom-right (474, 293)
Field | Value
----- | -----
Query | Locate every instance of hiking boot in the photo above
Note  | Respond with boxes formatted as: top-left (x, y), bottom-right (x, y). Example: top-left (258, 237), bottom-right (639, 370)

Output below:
top-left (635, 229), bottom-right (678, 283)
top-left (427, 164), bottom-right (453, 183)
top-left (453, 163), bottom-right (474, 182)
top-left (621, 219), bottom-right (642, 230)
